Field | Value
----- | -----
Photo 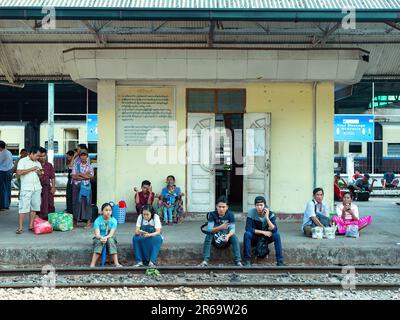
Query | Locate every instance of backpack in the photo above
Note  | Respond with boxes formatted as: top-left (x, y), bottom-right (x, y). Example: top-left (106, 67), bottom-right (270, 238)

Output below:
top-left (255, 236), bottom-right (269, 258)
top-left (200, 212), bottom-right (230, 249)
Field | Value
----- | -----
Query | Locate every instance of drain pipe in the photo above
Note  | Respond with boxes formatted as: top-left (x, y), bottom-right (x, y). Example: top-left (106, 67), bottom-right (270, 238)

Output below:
top-left (312, 81), bottom-right (318, 190)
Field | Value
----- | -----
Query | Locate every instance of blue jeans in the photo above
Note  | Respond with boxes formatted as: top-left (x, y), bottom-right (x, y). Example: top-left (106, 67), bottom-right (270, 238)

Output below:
top-left (132, 235), bottom-right (163, 265)
top-left (243, 231), bottom-right (284, 263)
top-left (202, 234), bottom-right (241, 264)
top-left (163, 206), bottom-right (173, 223)
top-left (311, 213), bottom-right (331, 227)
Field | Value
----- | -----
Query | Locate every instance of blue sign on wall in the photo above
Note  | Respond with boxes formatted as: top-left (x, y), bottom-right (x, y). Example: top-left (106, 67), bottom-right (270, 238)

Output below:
top-left (334, 115), bottom-right (374, 142)
top-left (87, 114), bottom-right (98, 142)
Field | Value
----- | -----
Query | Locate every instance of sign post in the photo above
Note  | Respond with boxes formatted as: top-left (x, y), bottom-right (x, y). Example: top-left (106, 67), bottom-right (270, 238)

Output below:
top-left (47, 83), bottom-right (54, 165)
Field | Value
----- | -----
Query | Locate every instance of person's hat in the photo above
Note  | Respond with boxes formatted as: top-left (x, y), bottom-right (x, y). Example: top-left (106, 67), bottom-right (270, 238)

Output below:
top-left (80, 150), bottom-right (88, 156)
top-left (254, 196), bottom-right (267, 206)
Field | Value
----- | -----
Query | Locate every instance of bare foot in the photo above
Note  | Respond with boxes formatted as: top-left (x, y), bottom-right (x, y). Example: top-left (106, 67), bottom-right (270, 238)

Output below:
top-left (85, 222), bottom-right (92, 229)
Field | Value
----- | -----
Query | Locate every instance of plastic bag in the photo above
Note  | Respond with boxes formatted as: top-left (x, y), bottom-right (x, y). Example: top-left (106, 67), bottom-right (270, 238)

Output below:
top-left (34, 218), bottom-right (53, 235)
top-left (48, 212), bottom-right (73, 232)
top-left (311, 226), bottom-right (324, 239)
top-left (323, 224), bottom-right (337, 240)
top-left (345, 224), bottom-right (359, 238)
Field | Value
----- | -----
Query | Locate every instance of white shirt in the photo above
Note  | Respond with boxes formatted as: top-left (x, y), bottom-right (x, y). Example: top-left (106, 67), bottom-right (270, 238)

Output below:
top-left (0, 149), bottom-right (13, 171)
top-left (17, 156), bottom-right (42, 192)
top-left (336, 203), bottom-right (359, 220)
top-left (136, 214), bottom-right (162, 229)
top-left (302, 200), bottom-right (330, 229)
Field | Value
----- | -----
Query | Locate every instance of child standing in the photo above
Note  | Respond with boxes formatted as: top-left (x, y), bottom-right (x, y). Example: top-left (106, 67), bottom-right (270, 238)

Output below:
top-left (90, 202), bottom-right (122, 267)
top-left (162, 184), bottom-right (178, 225)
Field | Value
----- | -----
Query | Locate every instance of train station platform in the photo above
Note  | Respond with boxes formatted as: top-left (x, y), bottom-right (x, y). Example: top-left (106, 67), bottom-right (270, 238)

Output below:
top-left (0, 198), bottom-right (399, 268)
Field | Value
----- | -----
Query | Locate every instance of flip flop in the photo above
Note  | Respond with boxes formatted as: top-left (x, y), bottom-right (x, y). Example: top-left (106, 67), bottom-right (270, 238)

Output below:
top-left (16, 229), bottom-right (23, 234)
top-left (28, 227), bottom-right (34, 232)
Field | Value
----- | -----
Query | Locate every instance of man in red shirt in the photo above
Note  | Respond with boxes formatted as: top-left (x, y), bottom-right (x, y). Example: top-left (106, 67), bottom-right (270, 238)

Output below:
top-left (352, 170), bottom-right (363, 181)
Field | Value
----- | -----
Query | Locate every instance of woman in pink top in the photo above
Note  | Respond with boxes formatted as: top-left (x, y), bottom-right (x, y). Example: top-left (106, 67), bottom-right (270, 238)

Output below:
top-left (332, 192), bottom-right (372, 235)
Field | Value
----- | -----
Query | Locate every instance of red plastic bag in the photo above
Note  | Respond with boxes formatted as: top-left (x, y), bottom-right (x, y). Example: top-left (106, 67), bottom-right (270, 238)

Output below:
top-left (34, 218), bottom-right (53, 235)
top-left (118, 200), bottom-right (127, 209)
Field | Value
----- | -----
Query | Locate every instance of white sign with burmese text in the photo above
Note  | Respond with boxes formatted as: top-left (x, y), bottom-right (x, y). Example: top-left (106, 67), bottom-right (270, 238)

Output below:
top-left (116, 86), bottom-right (176, 146)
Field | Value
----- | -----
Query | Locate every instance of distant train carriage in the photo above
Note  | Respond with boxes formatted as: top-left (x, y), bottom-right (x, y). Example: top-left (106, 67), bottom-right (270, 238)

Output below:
top-left (40, 121), bottom-right (87, 172)
top-left (335, 121), bottom-right (400, 173)
top-left (0, 121), bottom-right (38, 159)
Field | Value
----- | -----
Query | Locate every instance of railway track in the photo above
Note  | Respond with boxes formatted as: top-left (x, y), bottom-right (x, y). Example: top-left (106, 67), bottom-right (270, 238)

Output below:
top-left (0, 266), bottom-right (399, 290)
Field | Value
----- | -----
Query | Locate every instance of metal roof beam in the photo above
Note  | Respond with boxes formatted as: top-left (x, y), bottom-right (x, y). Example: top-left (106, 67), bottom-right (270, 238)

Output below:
top-left (0, 37), bottom-right (16, 84)
top-left (385, 21), bottom-right (400, 31)
top-left (312, 22), bottom-right (341, 47)
top-left (81, 20), bottom-right (107, 46)
top-left (1, 8), bottom-right (400, 22)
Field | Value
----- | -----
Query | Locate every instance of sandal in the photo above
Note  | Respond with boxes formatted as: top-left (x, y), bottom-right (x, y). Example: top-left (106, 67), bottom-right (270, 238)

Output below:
top-left (28, 227), bottom-right (34, 232)
top-left (16, 229), bottom-right (23, 234)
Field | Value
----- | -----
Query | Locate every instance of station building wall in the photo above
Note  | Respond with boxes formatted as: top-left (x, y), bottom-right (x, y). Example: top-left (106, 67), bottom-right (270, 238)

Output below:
top-left (97, 80), bottom-right (334, 214)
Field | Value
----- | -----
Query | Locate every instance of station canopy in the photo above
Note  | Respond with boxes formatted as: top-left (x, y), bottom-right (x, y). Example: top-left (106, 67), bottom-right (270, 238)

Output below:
top-left (0, 0), bottom-right (400, 86)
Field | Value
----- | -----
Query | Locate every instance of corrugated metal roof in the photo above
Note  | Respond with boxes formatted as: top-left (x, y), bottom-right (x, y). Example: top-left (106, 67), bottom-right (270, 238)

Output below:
top-left (1, 0), bottom-right (400, 9)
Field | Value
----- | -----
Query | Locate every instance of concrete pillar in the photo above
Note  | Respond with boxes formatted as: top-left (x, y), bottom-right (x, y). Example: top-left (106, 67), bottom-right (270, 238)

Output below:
top-left (315, 82), bottom-right (335, 209)
top-left (97, 80), bottom-right (116, 207)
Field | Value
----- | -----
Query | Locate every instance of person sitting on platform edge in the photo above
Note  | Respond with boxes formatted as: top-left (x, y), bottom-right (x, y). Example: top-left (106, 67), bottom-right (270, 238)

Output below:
top-left (132, 205), bottom-right (163, 267)
top-left (243, 196), bottom-right (284, 266)
top-left (161, 184), bottom-right (178, 225)
top-left (199, 196), bottom-right (242, 267)
top-left (90, 202), bottom-right (122, 267)
top-left (332, 192), bottom-right (373, 235)
top-left (134, 180), bottom-right (155, 216)
top-left (381, 171), bottom-right (399, 189)
top-left (302, 187), bottom-right (331, 237)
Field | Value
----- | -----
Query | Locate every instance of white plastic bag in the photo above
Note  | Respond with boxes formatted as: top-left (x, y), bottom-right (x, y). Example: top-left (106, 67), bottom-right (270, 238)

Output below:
top-left (323, 225), bottom-right (336, 239)
top-left (345, 224), bottom-right (359, 238)
top-left (311, 226), bottom-right (324, 239)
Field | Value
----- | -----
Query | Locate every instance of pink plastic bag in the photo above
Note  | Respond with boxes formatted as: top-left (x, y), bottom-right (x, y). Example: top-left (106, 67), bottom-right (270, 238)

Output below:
top-left (34, 218), bottom-right (53, 235)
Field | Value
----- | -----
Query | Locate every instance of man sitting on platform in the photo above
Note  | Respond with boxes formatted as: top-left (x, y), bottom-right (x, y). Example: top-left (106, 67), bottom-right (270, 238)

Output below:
top-left (381, 171), bottom-right (399, 189)
top-left (243, 196), bottom-right (284, 267)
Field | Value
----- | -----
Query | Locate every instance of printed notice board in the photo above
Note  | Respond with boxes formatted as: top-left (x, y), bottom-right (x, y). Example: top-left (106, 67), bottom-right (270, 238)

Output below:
top-left (334, 115), bottom-right (374, 142)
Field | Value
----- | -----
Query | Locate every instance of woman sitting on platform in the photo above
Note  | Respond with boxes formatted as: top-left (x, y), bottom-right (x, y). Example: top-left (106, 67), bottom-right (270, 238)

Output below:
top-left (132, 205), bottom-right (163, 267)
top-left (157, 175), bottom-right (184, 223)
top-left (332, 192), bottom-right (373, 235)
top-left (134, 180), bottom-right (155, 216)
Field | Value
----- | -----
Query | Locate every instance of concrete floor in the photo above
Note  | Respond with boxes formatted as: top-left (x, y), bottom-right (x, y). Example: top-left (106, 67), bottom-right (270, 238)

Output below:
top-left (0, 198), bottom-right (400, 267)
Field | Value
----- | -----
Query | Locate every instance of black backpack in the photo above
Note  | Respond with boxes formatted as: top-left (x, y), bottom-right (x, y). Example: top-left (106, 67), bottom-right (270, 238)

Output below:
top-left (255, 236), bottom-right (269, 258)
top-left (200, 212), bottom-right (230, 249)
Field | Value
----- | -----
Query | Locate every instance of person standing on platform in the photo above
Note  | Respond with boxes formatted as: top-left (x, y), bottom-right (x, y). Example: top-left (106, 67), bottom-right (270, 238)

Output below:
top-left (0, 141), bottom-right (14, 211)
top-left (38, 147), bottom-right (56, 220)
top-left (15, 146), bottom-right (43, 234)
top-left (71, 150), bottom-right (94, 228)
top-left (65, 150), bottom-right (75, 214)
top-left (11, 149), bottom-right (28, 200)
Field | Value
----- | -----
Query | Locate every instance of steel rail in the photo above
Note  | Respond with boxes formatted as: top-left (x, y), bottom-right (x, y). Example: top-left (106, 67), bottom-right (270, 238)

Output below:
top-left (0, 282), bottom-right (399, 290)
top-left (1, 266), bottom-right (400, 277)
